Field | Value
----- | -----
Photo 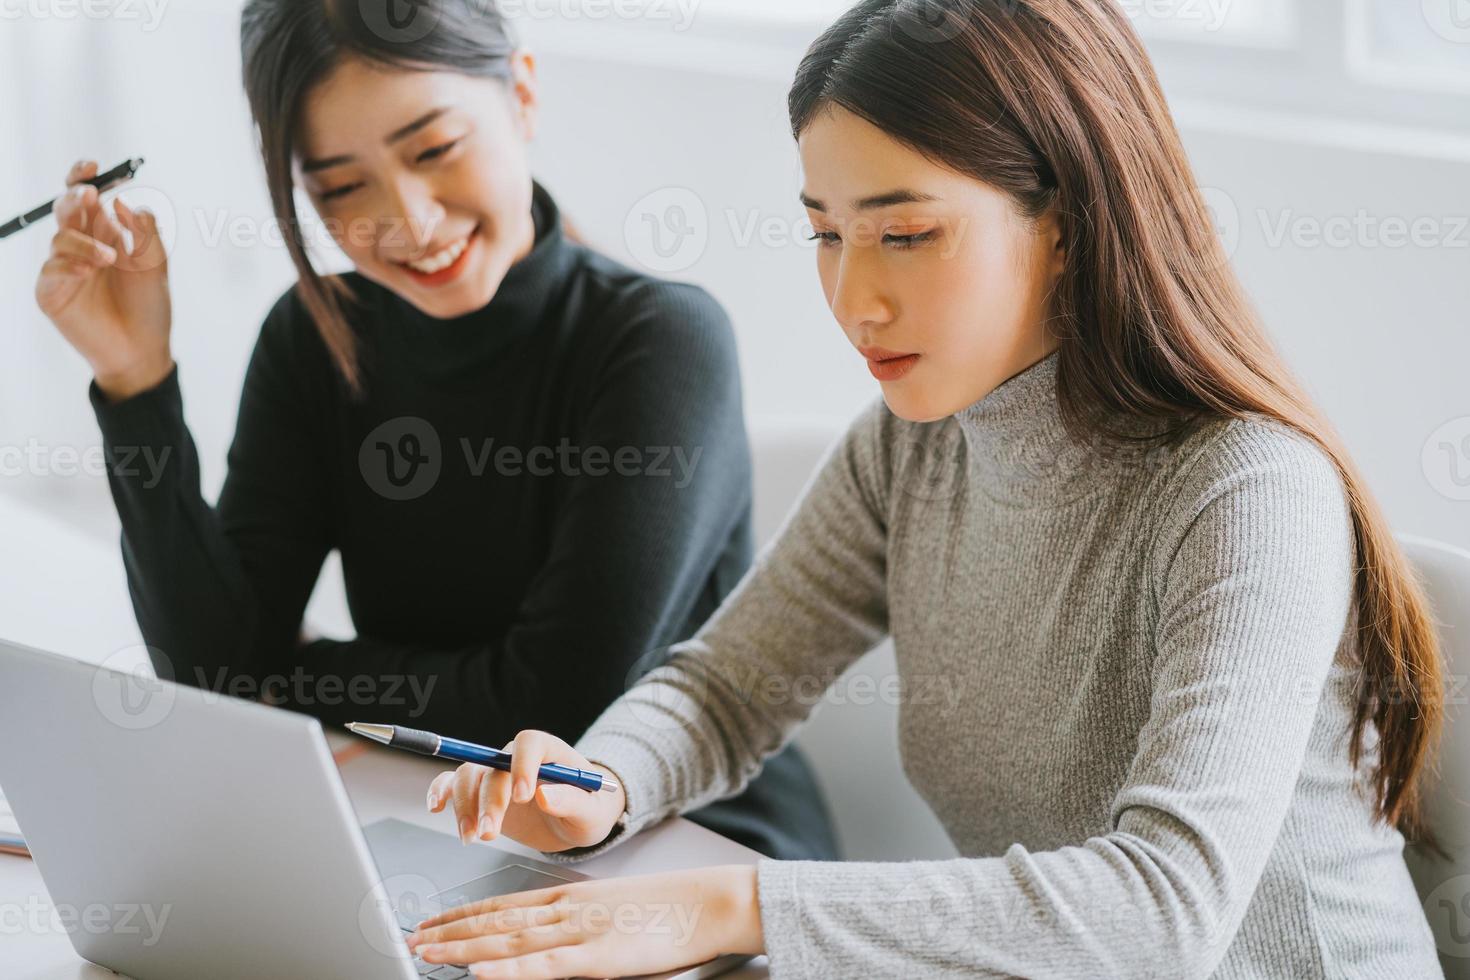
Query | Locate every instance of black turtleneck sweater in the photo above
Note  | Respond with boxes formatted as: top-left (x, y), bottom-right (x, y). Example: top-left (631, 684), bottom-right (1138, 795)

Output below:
top-left (87, 182), bottom-right (837, 862)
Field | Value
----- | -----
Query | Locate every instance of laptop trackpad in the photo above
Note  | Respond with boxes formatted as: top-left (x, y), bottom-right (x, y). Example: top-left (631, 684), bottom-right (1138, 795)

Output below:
top-left (361, 818), bottom-right (581, 930)
top-left (433, 864), bottom-right (575, 909)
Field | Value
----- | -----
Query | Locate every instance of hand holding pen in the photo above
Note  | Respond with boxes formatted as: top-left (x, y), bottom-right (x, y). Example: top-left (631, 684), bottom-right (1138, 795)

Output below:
top-left (347, 724), bottom-right (628, 849)
top-left (31, 158), bottom-right (176, 402)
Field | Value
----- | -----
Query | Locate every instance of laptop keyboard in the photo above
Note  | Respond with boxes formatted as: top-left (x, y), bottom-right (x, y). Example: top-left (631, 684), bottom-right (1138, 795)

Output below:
top-left (402, 924), bottom-right (469, 978)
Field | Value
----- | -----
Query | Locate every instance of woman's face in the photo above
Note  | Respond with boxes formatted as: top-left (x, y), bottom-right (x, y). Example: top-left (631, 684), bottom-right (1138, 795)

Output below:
top-left (798, 106), bottom-right (1065, 423)
top-left (294, 54), bottom-right (539, 320)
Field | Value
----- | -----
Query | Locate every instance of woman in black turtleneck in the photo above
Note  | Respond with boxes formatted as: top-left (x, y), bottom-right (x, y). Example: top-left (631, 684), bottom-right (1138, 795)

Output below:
top-left (32, 1), bottom-right (837, 862)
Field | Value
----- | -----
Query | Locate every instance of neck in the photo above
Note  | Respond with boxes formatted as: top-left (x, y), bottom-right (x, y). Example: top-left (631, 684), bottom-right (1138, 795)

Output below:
top-left (953, 348), bottom-right (1114, 507)
top-left (376, 180), bottom-right (579, 380)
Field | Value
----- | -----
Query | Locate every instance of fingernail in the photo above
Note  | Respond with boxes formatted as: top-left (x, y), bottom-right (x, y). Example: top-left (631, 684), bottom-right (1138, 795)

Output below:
top-left (515, 779), bottom-right (530, 802)
top-left (458, 818), bottom-right (471, 842)
top-left (478, 816), bottom-right (492, 838)
top-left (426, 791), bottom-right (437, 810)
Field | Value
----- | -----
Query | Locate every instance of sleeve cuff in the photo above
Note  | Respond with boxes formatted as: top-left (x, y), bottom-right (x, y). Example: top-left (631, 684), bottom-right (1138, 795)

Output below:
top-left (88, 363), bottom-right (184, 446)
top-left (756, 859), bottom-right (808, 978)
top-left (536, 730), bottom-right (674, 865)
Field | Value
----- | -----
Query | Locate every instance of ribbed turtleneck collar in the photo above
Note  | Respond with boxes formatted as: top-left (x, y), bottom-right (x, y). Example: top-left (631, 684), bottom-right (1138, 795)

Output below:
top-left (379, 180), bottom-right (578, 378)
top-left (953, 348), bottom-right (1125, 507)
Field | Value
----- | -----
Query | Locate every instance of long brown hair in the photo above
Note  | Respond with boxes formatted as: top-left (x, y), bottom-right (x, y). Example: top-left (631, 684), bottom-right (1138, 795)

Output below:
top-left (790, 0), bottom-right (1444, 839)
top-left (239, 0), bottom-right (521, 396)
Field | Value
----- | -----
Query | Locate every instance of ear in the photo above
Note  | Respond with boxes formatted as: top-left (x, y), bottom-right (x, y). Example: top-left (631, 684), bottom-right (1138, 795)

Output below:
top-left (1041, 208), bottom-right (1066, 278)
top-left (507, 49), bottom-right (539, 142)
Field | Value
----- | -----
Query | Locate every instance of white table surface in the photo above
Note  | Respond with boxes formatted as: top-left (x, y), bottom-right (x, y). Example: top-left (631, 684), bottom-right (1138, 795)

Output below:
top-left (0, 491), bottom-right (770, 978)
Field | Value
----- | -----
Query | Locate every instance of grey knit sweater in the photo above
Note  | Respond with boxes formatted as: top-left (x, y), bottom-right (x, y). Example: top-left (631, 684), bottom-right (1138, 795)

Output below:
top-left (562, 350), bottom-right (1441, 978)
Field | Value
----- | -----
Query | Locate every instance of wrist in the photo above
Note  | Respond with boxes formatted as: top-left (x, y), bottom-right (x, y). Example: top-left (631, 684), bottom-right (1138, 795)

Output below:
top-left (586, 762), bottom-right (628, 823)
top-left (94, 353), bottom-right (174, 403)
top-left (710, 865), bottom-right (764, 957)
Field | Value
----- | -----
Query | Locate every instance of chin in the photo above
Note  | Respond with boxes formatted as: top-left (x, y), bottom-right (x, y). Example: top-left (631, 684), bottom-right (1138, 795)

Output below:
top-left (880, 388), bottom-right (954, 424)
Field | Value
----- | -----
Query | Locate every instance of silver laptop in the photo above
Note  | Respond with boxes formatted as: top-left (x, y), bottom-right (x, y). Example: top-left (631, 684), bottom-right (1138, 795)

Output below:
top-left (0, 639), bottom-right (746, 980)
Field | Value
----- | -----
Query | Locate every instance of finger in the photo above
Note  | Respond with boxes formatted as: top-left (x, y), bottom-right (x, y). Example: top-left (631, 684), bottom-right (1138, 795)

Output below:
top-left (65, 159), bottom-right (99, 188)
top-left (38, 254), bottom-right (98, 287)
top-left (58, 184), bottom-right (126, 255)
top-left (509, 731), bottom-right (552, 805)
top-left (467, 946), bottom-right (586, 979)
top-left (452, 764), bottom-right (487, 843)
top-left (413, 900), bottom-right (565, 948)
top-left (53, 184), bottom-right (95, 233)
top-left (477, 767), bottom-right (513, 840)
top-left (112, 197), bottom-right (149, 258)
top-left (427, 771), bottom-right (456, 813)
top-left (51, 228), bottom-right (118, 267)
top-left (531, 783), bottom-right (589, 820)
top-left (413, 884), bottom-right (566, 931)
top-left (113, 199), bottom-right (167, 270)
top-left (417, 922), bottom-right (574, 970)
top-left (87, 194), bottom-right (129, 256)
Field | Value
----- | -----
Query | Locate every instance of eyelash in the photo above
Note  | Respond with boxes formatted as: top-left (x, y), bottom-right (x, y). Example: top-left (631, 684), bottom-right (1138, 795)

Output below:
top-left (318, 139), bottom-right (463, 202)
top-left (807, 230), bottom-right (936, 249)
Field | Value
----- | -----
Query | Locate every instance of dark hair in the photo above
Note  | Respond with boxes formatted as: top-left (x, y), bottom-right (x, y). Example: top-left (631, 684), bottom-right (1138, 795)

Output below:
top-left (790, 0), bottom-right (1444, 840)
top-left (240, 0), bottom-right (519, 395)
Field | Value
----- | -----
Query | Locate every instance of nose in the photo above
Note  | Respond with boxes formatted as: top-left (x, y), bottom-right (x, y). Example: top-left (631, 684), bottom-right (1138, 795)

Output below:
top-left (381, 174), bottom-right (447, 260)
top-left (827, 245), bottom-right (895, 334)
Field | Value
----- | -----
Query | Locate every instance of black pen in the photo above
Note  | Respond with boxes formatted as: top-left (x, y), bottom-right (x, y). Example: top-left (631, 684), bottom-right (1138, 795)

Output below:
top-left (0, 157), bottom-right (145, 240)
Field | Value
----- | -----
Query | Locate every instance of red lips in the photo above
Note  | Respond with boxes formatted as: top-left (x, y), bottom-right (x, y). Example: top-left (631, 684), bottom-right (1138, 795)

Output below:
top-left (858, 345), bottom-right (921, 382)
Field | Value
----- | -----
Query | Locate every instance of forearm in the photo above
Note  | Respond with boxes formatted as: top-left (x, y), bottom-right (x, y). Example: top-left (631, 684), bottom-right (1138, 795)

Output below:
top-left (92, 368), bottom-right (276, 684)
top-left (563, 413), bottom-right (894, 857)
top-left (90, 361), bottom-right (329, 690)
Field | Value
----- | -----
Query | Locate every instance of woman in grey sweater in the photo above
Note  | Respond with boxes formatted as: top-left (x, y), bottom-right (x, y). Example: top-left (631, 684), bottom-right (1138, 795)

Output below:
top-left (405, 1), bottom-right (1446, 976)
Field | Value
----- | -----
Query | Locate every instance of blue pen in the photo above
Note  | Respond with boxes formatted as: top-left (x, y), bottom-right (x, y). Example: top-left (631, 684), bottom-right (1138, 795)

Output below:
top-left (344, 722), bottom-right (620, 795)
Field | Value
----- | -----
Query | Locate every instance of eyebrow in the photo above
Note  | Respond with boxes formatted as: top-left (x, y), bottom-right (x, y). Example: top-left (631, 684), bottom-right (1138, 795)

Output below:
top-left (799, 189), bottom-right (940, 213)
top-left (300, 106), bottom-right (453, 174)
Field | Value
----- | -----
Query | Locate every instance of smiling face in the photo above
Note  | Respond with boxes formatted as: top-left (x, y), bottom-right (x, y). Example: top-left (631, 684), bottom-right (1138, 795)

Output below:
top-left (798, 106), bottom-right (1066, 422)
top-left (294, 55), bottom-right (540, 319)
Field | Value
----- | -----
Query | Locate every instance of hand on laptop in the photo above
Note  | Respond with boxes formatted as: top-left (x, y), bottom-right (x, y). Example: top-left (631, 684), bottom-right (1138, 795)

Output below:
top-left (426, 729), bottom-right (626, 853)
top-left (407, 864), bottom-right (763, 979)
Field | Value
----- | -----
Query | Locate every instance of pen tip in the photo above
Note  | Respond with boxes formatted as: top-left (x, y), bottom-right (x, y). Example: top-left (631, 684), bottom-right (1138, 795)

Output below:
top-left (345, 722), bottom-right (395, 745)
